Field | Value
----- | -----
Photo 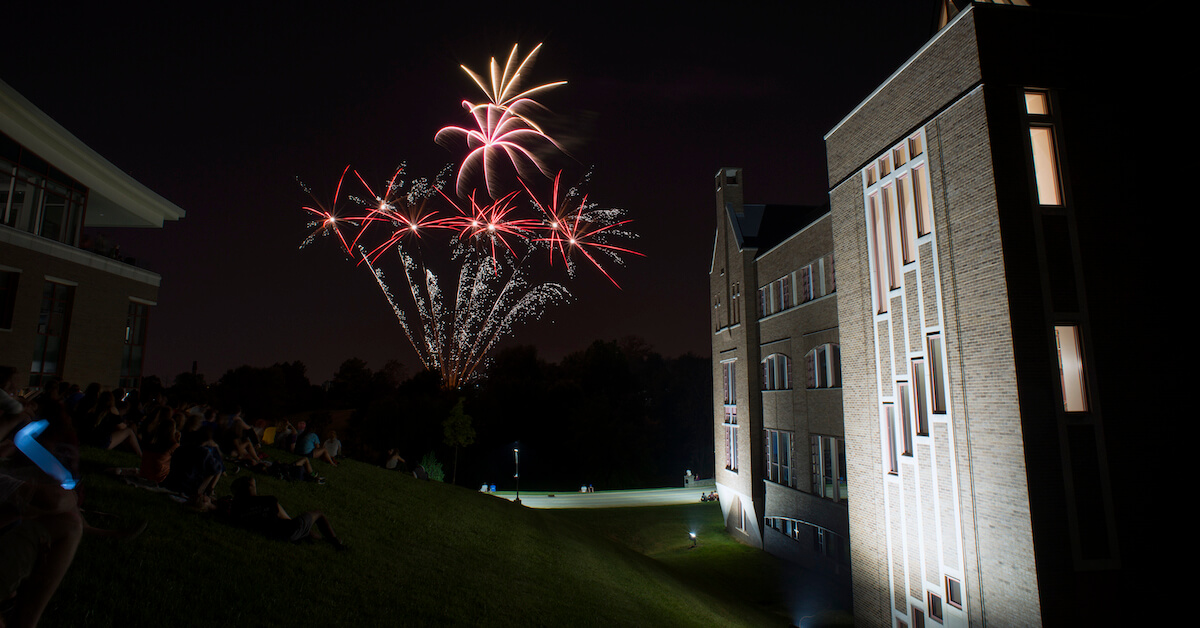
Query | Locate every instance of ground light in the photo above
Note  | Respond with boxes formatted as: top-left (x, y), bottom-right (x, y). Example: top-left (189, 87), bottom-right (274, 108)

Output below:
top-left (689, 531), bottom-right (698, 549)
top-left (513, 447), bottom-right (521, 505)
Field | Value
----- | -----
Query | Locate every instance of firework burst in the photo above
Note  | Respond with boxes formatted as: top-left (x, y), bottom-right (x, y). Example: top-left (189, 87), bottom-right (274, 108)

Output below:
top-left (302, 44), bottom-right (638, 388)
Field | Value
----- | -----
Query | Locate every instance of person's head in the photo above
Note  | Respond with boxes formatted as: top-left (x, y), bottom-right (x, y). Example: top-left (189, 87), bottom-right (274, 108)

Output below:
top-left (231, 476), bottom-right (256, 497)
top-left (327, 430), bottom-right (338, 441)
top-left (96, 391), bottom-right (115, 411)
top-left (296, 421), bottom-right (307, 434)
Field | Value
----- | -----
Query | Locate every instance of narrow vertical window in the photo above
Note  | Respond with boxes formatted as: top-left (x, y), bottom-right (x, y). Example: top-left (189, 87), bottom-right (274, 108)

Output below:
top-left (899, 382), bottom-right (913, 456)
top-left (909, 132), bottom-right (924, 157)
top-left (897, 174), bottom-right (916, 263)
top-left (1054, 324), bottom-right (1088, 412)
top-left (912, 359), bottom-right (929, 435)
top-left (869, 194), bottom-right (889, 313)
top-left (883, 185), bottom-right (902, 288)
top-left (928, 334), bottom-right (947, 414)
top-left (723, 360), bottom-right (738, 470)
top-left (913, 165), bottom-right (932, 236)
top-left (884, 404), bottom-right (899, 474)
top-left (1029, 126), bottom-right (1062, 205)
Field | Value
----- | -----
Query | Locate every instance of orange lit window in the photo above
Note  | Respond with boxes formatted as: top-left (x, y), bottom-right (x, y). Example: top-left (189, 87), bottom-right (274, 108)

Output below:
top-left (1054, 324), bottom-right (1088, 412)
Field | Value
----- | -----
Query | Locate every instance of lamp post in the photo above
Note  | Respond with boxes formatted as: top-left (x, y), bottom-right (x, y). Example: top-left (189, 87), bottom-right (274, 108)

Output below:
top-left (513, 447), bottom-right (521, 505)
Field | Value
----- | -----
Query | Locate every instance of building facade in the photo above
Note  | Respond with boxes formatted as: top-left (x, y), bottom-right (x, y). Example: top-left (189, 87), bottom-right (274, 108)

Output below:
top-left (710, 167), bottom-right (850, 579)
top-left (1, 78), bottom-right (184, 389)
top-left (825, 3), bottom-right (1128, 626)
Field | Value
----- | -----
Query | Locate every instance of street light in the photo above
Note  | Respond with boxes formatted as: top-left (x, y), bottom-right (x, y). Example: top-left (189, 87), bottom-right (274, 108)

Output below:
top-left (513, 447), bottom-right (521, 505)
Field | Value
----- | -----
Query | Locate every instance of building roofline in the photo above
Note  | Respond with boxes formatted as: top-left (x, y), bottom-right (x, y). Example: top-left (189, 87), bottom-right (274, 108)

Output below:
top-left (0, 78), bottom-right (185, 228)
top-left (755, 211), bottom-right (832, 262)
top-left (825, 4), bottom-right (974, 140)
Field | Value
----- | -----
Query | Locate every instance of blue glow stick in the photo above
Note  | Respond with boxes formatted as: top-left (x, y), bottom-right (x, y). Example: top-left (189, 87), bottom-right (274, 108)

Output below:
top-left (13, 419), bottom-right (76, 490)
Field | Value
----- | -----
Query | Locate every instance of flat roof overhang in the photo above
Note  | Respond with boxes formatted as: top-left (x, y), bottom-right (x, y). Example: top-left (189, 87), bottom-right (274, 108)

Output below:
top-left (0, 78), bottom-right (185, 228)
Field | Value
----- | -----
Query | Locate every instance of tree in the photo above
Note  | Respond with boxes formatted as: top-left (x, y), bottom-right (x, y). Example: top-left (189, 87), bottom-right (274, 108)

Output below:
top-left (443, 398), bottom-right (476, 485)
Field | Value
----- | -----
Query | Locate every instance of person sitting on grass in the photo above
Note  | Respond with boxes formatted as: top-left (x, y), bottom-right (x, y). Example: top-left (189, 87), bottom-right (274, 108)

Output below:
top-left (321, 430), bottom-right (342, 460)
top-left (296, 425), bottom-right (337, 467)
top-left (162, 426), bottom-right (224, 509)
top-left (383, 448), bottom-right (405, 471)
top-left (83, 391), bottom-right (141, 458)
top-left (226, 477), bottom-right (346, 550)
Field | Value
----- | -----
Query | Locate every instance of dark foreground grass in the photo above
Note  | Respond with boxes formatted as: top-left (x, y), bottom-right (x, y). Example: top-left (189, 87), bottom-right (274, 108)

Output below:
top-left (32, 447), bottom-right (818, 627)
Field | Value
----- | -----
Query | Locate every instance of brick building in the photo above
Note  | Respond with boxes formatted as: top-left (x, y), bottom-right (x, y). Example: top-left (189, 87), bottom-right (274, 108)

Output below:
top-left (709, 167), bottom-right (850, 582)
top-left (825, 2), bottom-right (1131, 626)
top-left (1, 78), bottom-right (184, 389)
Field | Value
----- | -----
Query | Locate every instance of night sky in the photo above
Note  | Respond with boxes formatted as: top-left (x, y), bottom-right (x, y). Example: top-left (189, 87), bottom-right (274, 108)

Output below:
top-left (4, 2), bottom-right (943, 383)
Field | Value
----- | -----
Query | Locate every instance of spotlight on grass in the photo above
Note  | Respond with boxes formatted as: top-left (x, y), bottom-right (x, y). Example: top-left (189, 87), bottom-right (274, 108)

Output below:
top-left (689, 531), bottom-right (697, 549)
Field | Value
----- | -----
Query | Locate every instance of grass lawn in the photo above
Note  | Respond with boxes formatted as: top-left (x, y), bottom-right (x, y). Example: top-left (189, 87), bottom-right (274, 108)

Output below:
top-left (26, 446), bottom-right (846, 627)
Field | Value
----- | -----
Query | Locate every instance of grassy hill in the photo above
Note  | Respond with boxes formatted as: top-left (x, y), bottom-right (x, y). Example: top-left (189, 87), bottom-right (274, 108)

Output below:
top-left (31, 447), bottom-right (846, 627)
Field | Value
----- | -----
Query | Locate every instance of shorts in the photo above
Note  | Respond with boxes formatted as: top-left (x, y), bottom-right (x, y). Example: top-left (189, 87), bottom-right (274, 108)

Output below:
top-left (284, 512), bottom-right (315, 542)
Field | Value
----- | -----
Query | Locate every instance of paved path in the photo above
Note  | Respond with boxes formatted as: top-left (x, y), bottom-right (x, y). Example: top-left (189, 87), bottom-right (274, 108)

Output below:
top-left (487, 484), bottom-right (717, 509)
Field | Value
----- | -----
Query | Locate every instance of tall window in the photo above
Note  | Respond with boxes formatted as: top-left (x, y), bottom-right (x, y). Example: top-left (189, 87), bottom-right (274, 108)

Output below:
top-left (899, 382), bottom-right (913, 456)
top-left (30, 281), bottom-right (74, 386)
top-left (1025, 91), bottom-right (1062, 206)
top-left (723, 360), bottom-right (738, 471)
top-left (811, 434), bottom-right (848, 502)
top-left (883, 405), bottom-right (899, 475)
top-left (1054, 324), bottom-right (1088, 412)
top-left (120, 302), bottom-right (150, 389)
top-left (912, 359), bottom-right (930, 436)
top-left (765, 429), bottom-right (793, 487)
top-left (806, 343), bottom-right (842, 389)
top-left (928, 334), bottom-right (947, 414)
top-left (761, 353), bottom-right (791, 391)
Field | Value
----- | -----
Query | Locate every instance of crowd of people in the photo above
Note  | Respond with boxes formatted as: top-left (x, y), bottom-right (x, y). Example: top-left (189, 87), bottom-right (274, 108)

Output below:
top-left (0, 367), bottom-right (349, 627)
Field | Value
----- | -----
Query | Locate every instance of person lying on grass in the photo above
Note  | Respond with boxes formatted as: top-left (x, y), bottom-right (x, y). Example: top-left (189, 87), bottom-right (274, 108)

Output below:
top-left (224, 477), bottom-right (346, 550)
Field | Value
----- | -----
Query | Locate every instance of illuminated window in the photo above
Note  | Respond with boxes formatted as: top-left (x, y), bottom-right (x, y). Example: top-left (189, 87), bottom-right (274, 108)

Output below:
top-left (765, 429), bottom-right (793, 487)
top-left (882, 185), bottom-right (902, 288)
top-left (723, 360), bottom-right (738, 471)
top-left (863, 129), bottom-right (931, 311)
top-left (946, 577), bottom-right (962, 609)
top-left (1025, 90), bottom-right (1062, 206)
top-left (811, 434), bottom-right (847, 501)
top-left (761, 353), bottom-right (792, 391)
top-left (899, 382), bottom-right (913, 456)
top-left (1054, 324), bottom-right (1088, 412)
top-left (928, 334), bottom-right (947, 414)
top-left (30, 280), bottom-right (74, 387)
top-left (869, 194), bottom-right (889, 313)
top-left (797, 254), bottom-right (835, 303)
top-left (805, 343), bottom-right (841, 389)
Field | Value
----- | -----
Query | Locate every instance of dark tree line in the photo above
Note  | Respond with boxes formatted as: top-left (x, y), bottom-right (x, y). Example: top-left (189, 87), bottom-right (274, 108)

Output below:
top-left (158, 338), bottom-right (713, 491)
